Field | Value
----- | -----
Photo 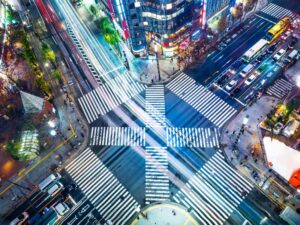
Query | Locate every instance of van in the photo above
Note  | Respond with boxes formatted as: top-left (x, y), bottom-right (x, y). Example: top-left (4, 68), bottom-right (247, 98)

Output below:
top-left (47, 181), bottom-right (64, 196)
top-left (240, 64), bottom-right (254, 77)
top-left (38, 173), bottom-right (61, 191)
top-left (54, 202), bottom-right (70, 216)
top-left (286, 50), bottom-right (298, 62)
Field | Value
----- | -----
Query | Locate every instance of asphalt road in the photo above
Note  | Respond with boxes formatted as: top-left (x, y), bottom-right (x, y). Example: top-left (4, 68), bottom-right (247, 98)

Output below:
top-left (12, 1), bottom-right (292, 225)
top-left (185, 16), bottom-right (274, 86)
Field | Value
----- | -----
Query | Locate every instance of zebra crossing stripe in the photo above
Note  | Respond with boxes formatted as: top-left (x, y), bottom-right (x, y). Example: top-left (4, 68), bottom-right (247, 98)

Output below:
top-left (174, 151), bottom-right (253, 225)
top-left (267, 78), bottom-right (294, 99)
top-left (78, 72), bottom-right (146, 123)
top-left (166, 72), bottom-right (237, 128)
top-left (90, 127), bottom-right (146, 146)
top-left (167, 127), bottom-right (220, 148)
top-left (260, 3), bottom-right (300, 20)
top-left (145, 147), bottom-right (169, 205)
top-left (145, 85), bottom-right (166, 128)
top-left (65, 148), bottom-right (140, 225)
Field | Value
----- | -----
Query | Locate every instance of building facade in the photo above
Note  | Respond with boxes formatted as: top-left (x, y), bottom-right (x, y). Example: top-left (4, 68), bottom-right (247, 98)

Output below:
top-left (97, 0), bottom-right (233, 56)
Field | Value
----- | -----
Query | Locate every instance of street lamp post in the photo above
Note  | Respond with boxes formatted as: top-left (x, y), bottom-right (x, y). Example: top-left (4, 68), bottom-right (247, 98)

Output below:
top-left (154, 44), bottom-right (161, 82)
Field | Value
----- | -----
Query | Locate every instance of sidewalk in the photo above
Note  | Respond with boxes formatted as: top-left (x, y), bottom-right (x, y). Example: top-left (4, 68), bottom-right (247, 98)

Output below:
top-left (221, 95), bottom-right (280, 184)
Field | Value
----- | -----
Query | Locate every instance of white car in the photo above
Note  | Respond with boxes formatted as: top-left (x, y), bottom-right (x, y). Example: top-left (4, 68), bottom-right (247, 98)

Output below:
top-left (273, 49), bottom-right (286, 60)
top-left (10, 212), bottom-right (29, 225)
top-left (244, 75), bottom-right (256, 85)
top-left (225, 80), bottom-right (237, 91)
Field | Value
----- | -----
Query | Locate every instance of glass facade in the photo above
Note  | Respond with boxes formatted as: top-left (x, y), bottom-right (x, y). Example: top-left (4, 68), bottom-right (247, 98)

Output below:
top-left (97, 0), bottom-right (231, 55)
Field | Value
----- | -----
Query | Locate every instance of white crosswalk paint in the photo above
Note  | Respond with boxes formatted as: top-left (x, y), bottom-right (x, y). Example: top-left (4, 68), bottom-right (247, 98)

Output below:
top-left (260, 3), bottom-right (299, 20)
top-left (78, 72), bottom-right (146, 123)
top-left (145, 147), bottom-right (169, 205)
top-left (90, 127), bottom-right (146, 146)
top-left (66, 23), bottom-right (103, 85)
top-left (65, 148), bottom-right (140, 225)
top-left (145, 85), bottom-right (166, 127)
top-left (167, 127), bottom-right (220, 148)
top-left (266, 78), bottom-right (294, 99)
top-left (166, 72), bottom-right (237, 128)
top-left (174, 152), bottom-right (253, 225)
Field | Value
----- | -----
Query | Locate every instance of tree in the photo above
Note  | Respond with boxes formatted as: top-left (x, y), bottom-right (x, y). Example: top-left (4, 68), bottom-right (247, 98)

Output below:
top-left (51, 69), bottom-right (62, 82)
top-left (217, 16), bottom-right (228, 33)
top-left (231, 3), bottom-right (243, 20)
top-left (97, 17), bottom-right (120, 46)
top-left (90, 5), bottom-right (98, 16)
top-left (41, 42), bottom-right (56, 63)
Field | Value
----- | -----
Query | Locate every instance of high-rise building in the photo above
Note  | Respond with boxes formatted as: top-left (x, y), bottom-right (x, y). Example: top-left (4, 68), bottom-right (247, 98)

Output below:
top-left (97, 0), bottom-right (233, 56)
top-left (206, 0), bottom-right (231, 19)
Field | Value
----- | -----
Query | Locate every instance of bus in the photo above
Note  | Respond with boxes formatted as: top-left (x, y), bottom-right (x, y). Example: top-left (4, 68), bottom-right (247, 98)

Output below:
top-left (242, 39), bottom-right (268, 63)
top-left (38, 173), bottom-right (61, 191)
top-left (265, 17), bottom-right (291, 44)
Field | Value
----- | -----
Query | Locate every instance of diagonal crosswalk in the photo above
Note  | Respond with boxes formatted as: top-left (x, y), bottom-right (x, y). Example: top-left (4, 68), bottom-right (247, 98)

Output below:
top-left (266, 78), bottom-right (294, 99)
top-left (89, 127), bottom-right (146, 146)
top-left (167, 127), bottom-right (220, 148)
top-left (260, 3), bottom-right (299, 20)
top-left (166, 72), bottom-right (237, 128)
top-left (65, 148), bottom-right (140, 225)
top-left (173, 151), bottom-right (253, 225)
top-left (145, 85), bottom-right (166, 128)
top-left (78, 72), bottom-right (146, 123)
top-left (145, 147), bottom-right (169, 205)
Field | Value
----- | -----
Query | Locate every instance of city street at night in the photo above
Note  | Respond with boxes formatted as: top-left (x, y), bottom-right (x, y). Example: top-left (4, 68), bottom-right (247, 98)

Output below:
top-left (0, 0), bottom-right (300, 225)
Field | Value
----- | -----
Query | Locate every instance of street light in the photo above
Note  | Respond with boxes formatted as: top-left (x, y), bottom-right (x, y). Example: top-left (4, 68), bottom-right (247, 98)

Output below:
top-left (154, 44), bottom-right (161, 82)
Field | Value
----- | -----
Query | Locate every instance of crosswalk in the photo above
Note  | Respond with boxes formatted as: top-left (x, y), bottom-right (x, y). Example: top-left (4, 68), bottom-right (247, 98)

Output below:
top-left (145, 147), bottom-right (170, 205)
top-left (78, 72), bottom-right (146, 123)
top-left (173, 151), bottom-right (253, 225)
top-left (167, 127), bottom-right (220, 148)
top-left (166, 72), bottom-right (237, 128)
top-left (65, 148), bottom-right (140, 225)
top-left (89, 127), bottom-right (146, 146)
top-left (145, 85), bottom-right (166, 128)
top-left (260, 3), bottom-right (299, 20)
top-left (66, 23), bottom-right (102, 85)
top-left (266, 78), bottom-right (294, 99)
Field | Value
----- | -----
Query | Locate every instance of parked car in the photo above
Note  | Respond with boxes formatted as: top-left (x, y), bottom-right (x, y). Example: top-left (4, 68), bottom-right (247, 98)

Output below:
top-left (10, 212), bottom-right (29, 225)
top-left (225, 80), bottom-right (238, 91)
top-left (244, 75), bottom-right (256, 85)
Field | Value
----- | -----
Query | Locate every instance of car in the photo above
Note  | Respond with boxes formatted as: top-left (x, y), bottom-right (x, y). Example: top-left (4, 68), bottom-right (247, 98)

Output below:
top-left (54, 202), bottom-right (70, 216)
top-left (256, 55), bottom-right (264, 63)
top-left (228, 60), bottom-right (243, 74)
top-left (244, 75), bottom-right (256, 85)
top-left (233, 87), bottom-right (241, 96)
top-left (217, 74), bottom-right (229, 85)
top-left (240, 64), bottom-right (254, 77)
top-left (281, 30), bottom-right (292, 40)
top-left (255, 62), bottom-right (269, 75)
top-left (10, 212), bottom-right (29, 225)
top-left (267, 44), bottom-right (277, 54)
top-left (273, 49), bottom-right (286, 60)
top-left (225, 80), bottom-right (238, 91)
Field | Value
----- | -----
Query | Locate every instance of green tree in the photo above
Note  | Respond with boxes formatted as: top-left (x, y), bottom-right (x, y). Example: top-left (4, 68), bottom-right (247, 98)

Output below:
top-left (5, 140), bottom-right (21, 160)
top-left (97, 17), bottom-right (119, 46)
top-left (90, 5), bottom-right (98, 16)
top-left (51, 69), bottom-right (62, 82)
